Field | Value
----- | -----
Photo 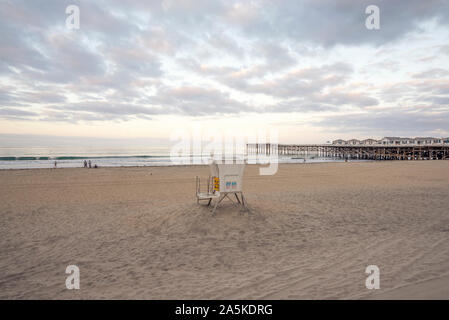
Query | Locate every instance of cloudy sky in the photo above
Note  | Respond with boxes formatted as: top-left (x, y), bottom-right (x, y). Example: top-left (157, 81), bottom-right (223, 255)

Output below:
top-left (1, 0), bottom-right (449, 143)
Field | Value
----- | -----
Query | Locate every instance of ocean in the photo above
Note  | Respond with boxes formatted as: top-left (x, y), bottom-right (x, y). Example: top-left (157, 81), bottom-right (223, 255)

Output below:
top-left (0, 148), bottom-right (345, 169)
top-left (0, 134), bottom-right (347, 169)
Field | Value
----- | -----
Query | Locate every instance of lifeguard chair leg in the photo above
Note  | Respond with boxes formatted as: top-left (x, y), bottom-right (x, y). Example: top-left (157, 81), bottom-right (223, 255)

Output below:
top-left (211, 198), bottom-right (219, 215)
top-left (240, 192), bottom-right (246, 207)
top-left (235, 193), bottom-right (241, 204)
top-left (211, 194), bottom-right (224, 215)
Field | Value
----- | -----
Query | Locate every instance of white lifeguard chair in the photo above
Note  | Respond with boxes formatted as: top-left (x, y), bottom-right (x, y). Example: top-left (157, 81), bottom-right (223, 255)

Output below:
top-left (196, 159), bottom-right (247, 214)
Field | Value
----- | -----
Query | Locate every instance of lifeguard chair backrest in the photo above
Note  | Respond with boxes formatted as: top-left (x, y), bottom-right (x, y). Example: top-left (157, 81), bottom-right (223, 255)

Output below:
top-left (209, 161), bottom-right (245, 192)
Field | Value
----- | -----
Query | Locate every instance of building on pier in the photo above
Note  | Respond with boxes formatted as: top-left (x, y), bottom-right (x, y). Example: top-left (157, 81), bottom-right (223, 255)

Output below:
top-left (330, 137), bottom-right (449, 146)
top-left (361, 139), bottom-right (378, 145)
top-left (247, 138), bottom-right (449, 161)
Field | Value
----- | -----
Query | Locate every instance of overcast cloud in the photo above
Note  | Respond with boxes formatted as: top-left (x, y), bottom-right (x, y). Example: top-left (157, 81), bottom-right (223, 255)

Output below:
top-left (1, 0), bottom-right (449, 138)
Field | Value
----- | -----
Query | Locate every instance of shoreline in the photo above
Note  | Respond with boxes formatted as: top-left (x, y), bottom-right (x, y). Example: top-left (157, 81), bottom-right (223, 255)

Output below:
top-left (0, 158), bottom-right (410, 171)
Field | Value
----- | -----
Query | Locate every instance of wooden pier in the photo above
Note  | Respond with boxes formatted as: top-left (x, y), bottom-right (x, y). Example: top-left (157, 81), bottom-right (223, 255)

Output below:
top-left (246, 143), bottom-right (449, 160)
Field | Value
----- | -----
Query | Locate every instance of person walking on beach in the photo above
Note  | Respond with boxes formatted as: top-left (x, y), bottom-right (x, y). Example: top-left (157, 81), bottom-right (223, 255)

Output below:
top-left (83, 160), bottom-right (88, 168)
top-left (88, 160), bottom-right (92, 168)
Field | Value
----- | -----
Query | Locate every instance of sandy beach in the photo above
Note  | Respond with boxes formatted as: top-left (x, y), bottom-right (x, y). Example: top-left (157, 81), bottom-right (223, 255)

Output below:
top-left (0, 161), bottom-right (448, 299)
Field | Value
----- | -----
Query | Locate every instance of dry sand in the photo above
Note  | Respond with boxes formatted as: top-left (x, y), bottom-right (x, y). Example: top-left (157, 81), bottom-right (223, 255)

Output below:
top-left (0, 161), bottom-right (448, 299)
